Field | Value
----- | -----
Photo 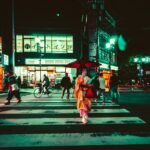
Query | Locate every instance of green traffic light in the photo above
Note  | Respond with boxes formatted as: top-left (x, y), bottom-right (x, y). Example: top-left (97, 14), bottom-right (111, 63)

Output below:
top-left (110, 38), bottom-right (115, 45)
top-left (106, 43), bottom-right (111, 49)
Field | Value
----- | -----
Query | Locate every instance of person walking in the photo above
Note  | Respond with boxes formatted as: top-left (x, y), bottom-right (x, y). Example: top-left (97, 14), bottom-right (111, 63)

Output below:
top-left (61, 73), bottom-right (72, 100)
top-left (91, 74), bottom-right (100, 102)
top-left (5, 72), bottom-right (21, 105)
top-left (110, 71), bottom-right (119, 104)
top-left (75, 68), bottom-right (94, 124)
top-left (99, 73), bottom-right (106, 104)
top-left (17, 76), bottom-right (21, 88)
top-left (3, 72), bottom-right (10, 91)
top-left (42, 74), bottom-right (50, 94)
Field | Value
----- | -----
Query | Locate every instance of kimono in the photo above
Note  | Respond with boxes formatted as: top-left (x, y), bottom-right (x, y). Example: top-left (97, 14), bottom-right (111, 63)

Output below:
top-left (75, 75), bottom-right (92, 117)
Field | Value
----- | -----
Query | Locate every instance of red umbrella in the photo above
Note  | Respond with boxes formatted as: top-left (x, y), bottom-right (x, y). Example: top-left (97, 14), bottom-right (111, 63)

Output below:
top-left (65, 59), bottom-right (101, 68)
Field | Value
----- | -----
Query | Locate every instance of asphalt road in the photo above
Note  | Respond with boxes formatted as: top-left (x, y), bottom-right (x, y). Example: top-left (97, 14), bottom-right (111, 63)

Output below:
top-left (118, 92), bottom-right (150, 124)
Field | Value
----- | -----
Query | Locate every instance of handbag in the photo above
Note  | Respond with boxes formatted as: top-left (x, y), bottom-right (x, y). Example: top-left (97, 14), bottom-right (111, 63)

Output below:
top-left (11, 84), bottom-right (19, 91)
top-left (85, 87), bottom-right (97, 98)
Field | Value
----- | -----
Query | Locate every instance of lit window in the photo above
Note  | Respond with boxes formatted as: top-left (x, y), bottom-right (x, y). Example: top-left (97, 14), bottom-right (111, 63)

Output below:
top-left (16, 35), bottom-right (23, 52)
top-left (51, 35), bottom-right (67, 53)
top-left (67, 36), bottom-right (73, 53)
top-left (24, 39), bottom-right (31, 52)
top-left (46, 36), bottom-right (52, 53)
top-left (16, 34), bottom-right (73, 54)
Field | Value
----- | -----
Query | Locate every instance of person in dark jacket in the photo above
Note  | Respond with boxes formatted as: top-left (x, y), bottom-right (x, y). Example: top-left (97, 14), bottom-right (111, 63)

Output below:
top-left (17, 76), bottom-right (21, 88)
top-left (61, 73), bottom-right (71, 100)
top-left (5, 72), bottom-right (21, 105)
top-left (3, 72), bottom-right (10, 91)
top-left (42, 74), bottom-right (50, 94)
top-left (110, 72), bottom-right (119, 104)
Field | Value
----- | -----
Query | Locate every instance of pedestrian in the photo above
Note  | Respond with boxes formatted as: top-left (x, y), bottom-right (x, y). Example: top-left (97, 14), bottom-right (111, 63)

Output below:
top-left (61, 73), bottom-right (72, 100)
top-left (42, 74), bottom-right (50, 94)
top-left (110, 71), bottom-right (119, 104)
top-left (3, 72), bottom-right (10, 91)
top-left (75, 68), bottom-right (94, 124)
top-left (99, 73), bottom-right (106, 104)
top-left (91, 74), bottom-right (100, 102)
top-left (17, 76), bottom-right (21, 88)
top-left (5, 72), bottom-right (21, 105)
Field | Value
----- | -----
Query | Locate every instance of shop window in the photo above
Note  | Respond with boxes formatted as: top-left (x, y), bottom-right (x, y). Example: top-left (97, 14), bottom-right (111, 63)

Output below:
top-left (24, 39), bottom-right (31, 52)
top-left (16, 35), bottom-right (23, 52)
top-left (51, 35), bottom-right (66, 53)
top-left (46, 35), bottom-right (73, 53)
top-left (46, 36), bottom-right (52, 53)
top-left (30, 39), bottom-right (36, 52)
top-left (16, 34), bottom-right (73, 53)
top-left (66, 36), bottom-right (73, 53)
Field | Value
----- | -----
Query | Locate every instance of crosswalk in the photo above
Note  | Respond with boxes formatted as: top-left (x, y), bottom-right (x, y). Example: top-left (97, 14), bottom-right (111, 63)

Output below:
top-left (0, 92), bottom-right (150, 149)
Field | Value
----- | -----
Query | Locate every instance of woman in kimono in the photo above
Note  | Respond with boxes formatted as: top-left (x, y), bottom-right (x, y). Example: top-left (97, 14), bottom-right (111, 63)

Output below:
top-left (75, 69), bottom-right (93, 124)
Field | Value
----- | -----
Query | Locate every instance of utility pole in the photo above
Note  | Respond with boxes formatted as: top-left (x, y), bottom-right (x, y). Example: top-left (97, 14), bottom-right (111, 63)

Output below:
top-left (12, 0), bottom-right (15, 72)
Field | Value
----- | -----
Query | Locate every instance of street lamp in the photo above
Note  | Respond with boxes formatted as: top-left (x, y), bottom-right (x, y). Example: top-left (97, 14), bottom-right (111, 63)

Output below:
top-left (35, 37), bottom-right (42, 82)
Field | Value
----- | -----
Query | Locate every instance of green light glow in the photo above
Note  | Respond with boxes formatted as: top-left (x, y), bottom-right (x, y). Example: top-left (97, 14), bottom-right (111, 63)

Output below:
top-left (142, 58), bottom-right (146, 62)
top-left (56, 13), bottom-right (60, 17)
top-left (110, 38), bottom-right (115, 45)
top-left (118, 35), bottom-right (127, 51)
top-left (134, 58), bottom-right (138, 62)
top-left (106, 43), bottom-right (111, 49)
top-left (133, 56), bottom-right (150, 64)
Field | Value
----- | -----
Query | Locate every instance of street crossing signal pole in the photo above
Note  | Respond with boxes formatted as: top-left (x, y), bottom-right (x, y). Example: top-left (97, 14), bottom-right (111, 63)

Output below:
top-left (12, 0), bottom-right (15, 73)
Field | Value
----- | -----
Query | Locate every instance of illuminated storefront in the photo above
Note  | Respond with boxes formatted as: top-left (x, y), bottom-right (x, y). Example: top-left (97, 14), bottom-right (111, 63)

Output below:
top-left (99, 63), bottom-right (118, 91)
top-left (15, 33), bottom-right (81, 85)
top-left (16, 34), bottom-right (73, 53)
top-left (15, 60), bottom-right (77, 86)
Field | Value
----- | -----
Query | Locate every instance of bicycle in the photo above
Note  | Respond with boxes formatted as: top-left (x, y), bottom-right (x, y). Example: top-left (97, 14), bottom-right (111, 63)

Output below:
top-left (33, 85), bottom-right (52, 98)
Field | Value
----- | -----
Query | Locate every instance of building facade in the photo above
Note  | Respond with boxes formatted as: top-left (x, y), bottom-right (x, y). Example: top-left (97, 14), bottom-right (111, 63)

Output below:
top-left (1, 0), bottom-right (85, 87)
top-left (1, 0), bottom-right (118, 88)
top-left (87, 0), bottom-right (118, 89)
top-left (15, 29), bottom-right (82, 85)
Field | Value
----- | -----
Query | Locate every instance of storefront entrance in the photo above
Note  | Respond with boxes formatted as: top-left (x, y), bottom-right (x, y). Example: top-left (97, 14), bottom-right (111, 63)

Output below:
top-left (15, 66), bottom-right (76, 87)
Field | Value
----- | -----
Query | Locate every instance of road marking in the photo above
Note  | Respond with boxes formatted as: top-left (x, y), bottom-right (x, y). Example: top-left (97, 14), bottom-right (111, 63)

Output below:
top-left (0, 117), bottom-right (145, 126)
top-left (0, 108), bottom-right (130, 114)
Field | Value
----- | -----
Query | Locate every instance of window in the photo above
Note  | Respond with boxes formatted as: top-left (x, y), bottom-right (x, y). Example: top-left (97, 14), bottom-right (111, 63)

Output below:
top-left (16, 35), bottom-right (23, 52)
top-left (66, 36), bottom-right (73, 53)
top-left (24, 38), bottom-right (31, 52)
top-left (51, 35), bottom-right (66, 53)
top-left (16, 34), bottom-right (73, 54)
top-left (46, 36), bottom-right (52, 53)
top-left (30, 39), bottom-right (36, 52)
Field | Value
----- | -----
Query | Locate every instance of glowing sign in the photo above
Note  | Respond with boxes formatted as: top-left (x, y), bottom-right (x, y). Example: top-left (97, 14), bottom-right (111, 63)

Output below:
top-left (25, 59), bottom-right (76, 65)
top-left (3, 54), bottom-right (9, 66)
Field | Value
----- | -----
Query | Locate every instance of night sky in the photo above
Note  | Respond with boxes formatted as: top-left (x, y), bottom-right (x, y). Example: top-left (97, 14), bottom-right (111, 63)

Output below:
top-left (0, 0), bottom-right (150, 65)
top-left (105, 0), bottom-right (150, 64)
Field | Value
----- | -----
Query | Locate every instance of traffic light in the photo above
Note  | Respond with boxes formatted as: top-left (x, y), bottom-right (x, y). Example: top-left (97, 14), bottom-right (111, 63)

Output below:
top-left (106, 43), bottom-right (111, 49)
top-left (109, 38), bottom-right (115, 45)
